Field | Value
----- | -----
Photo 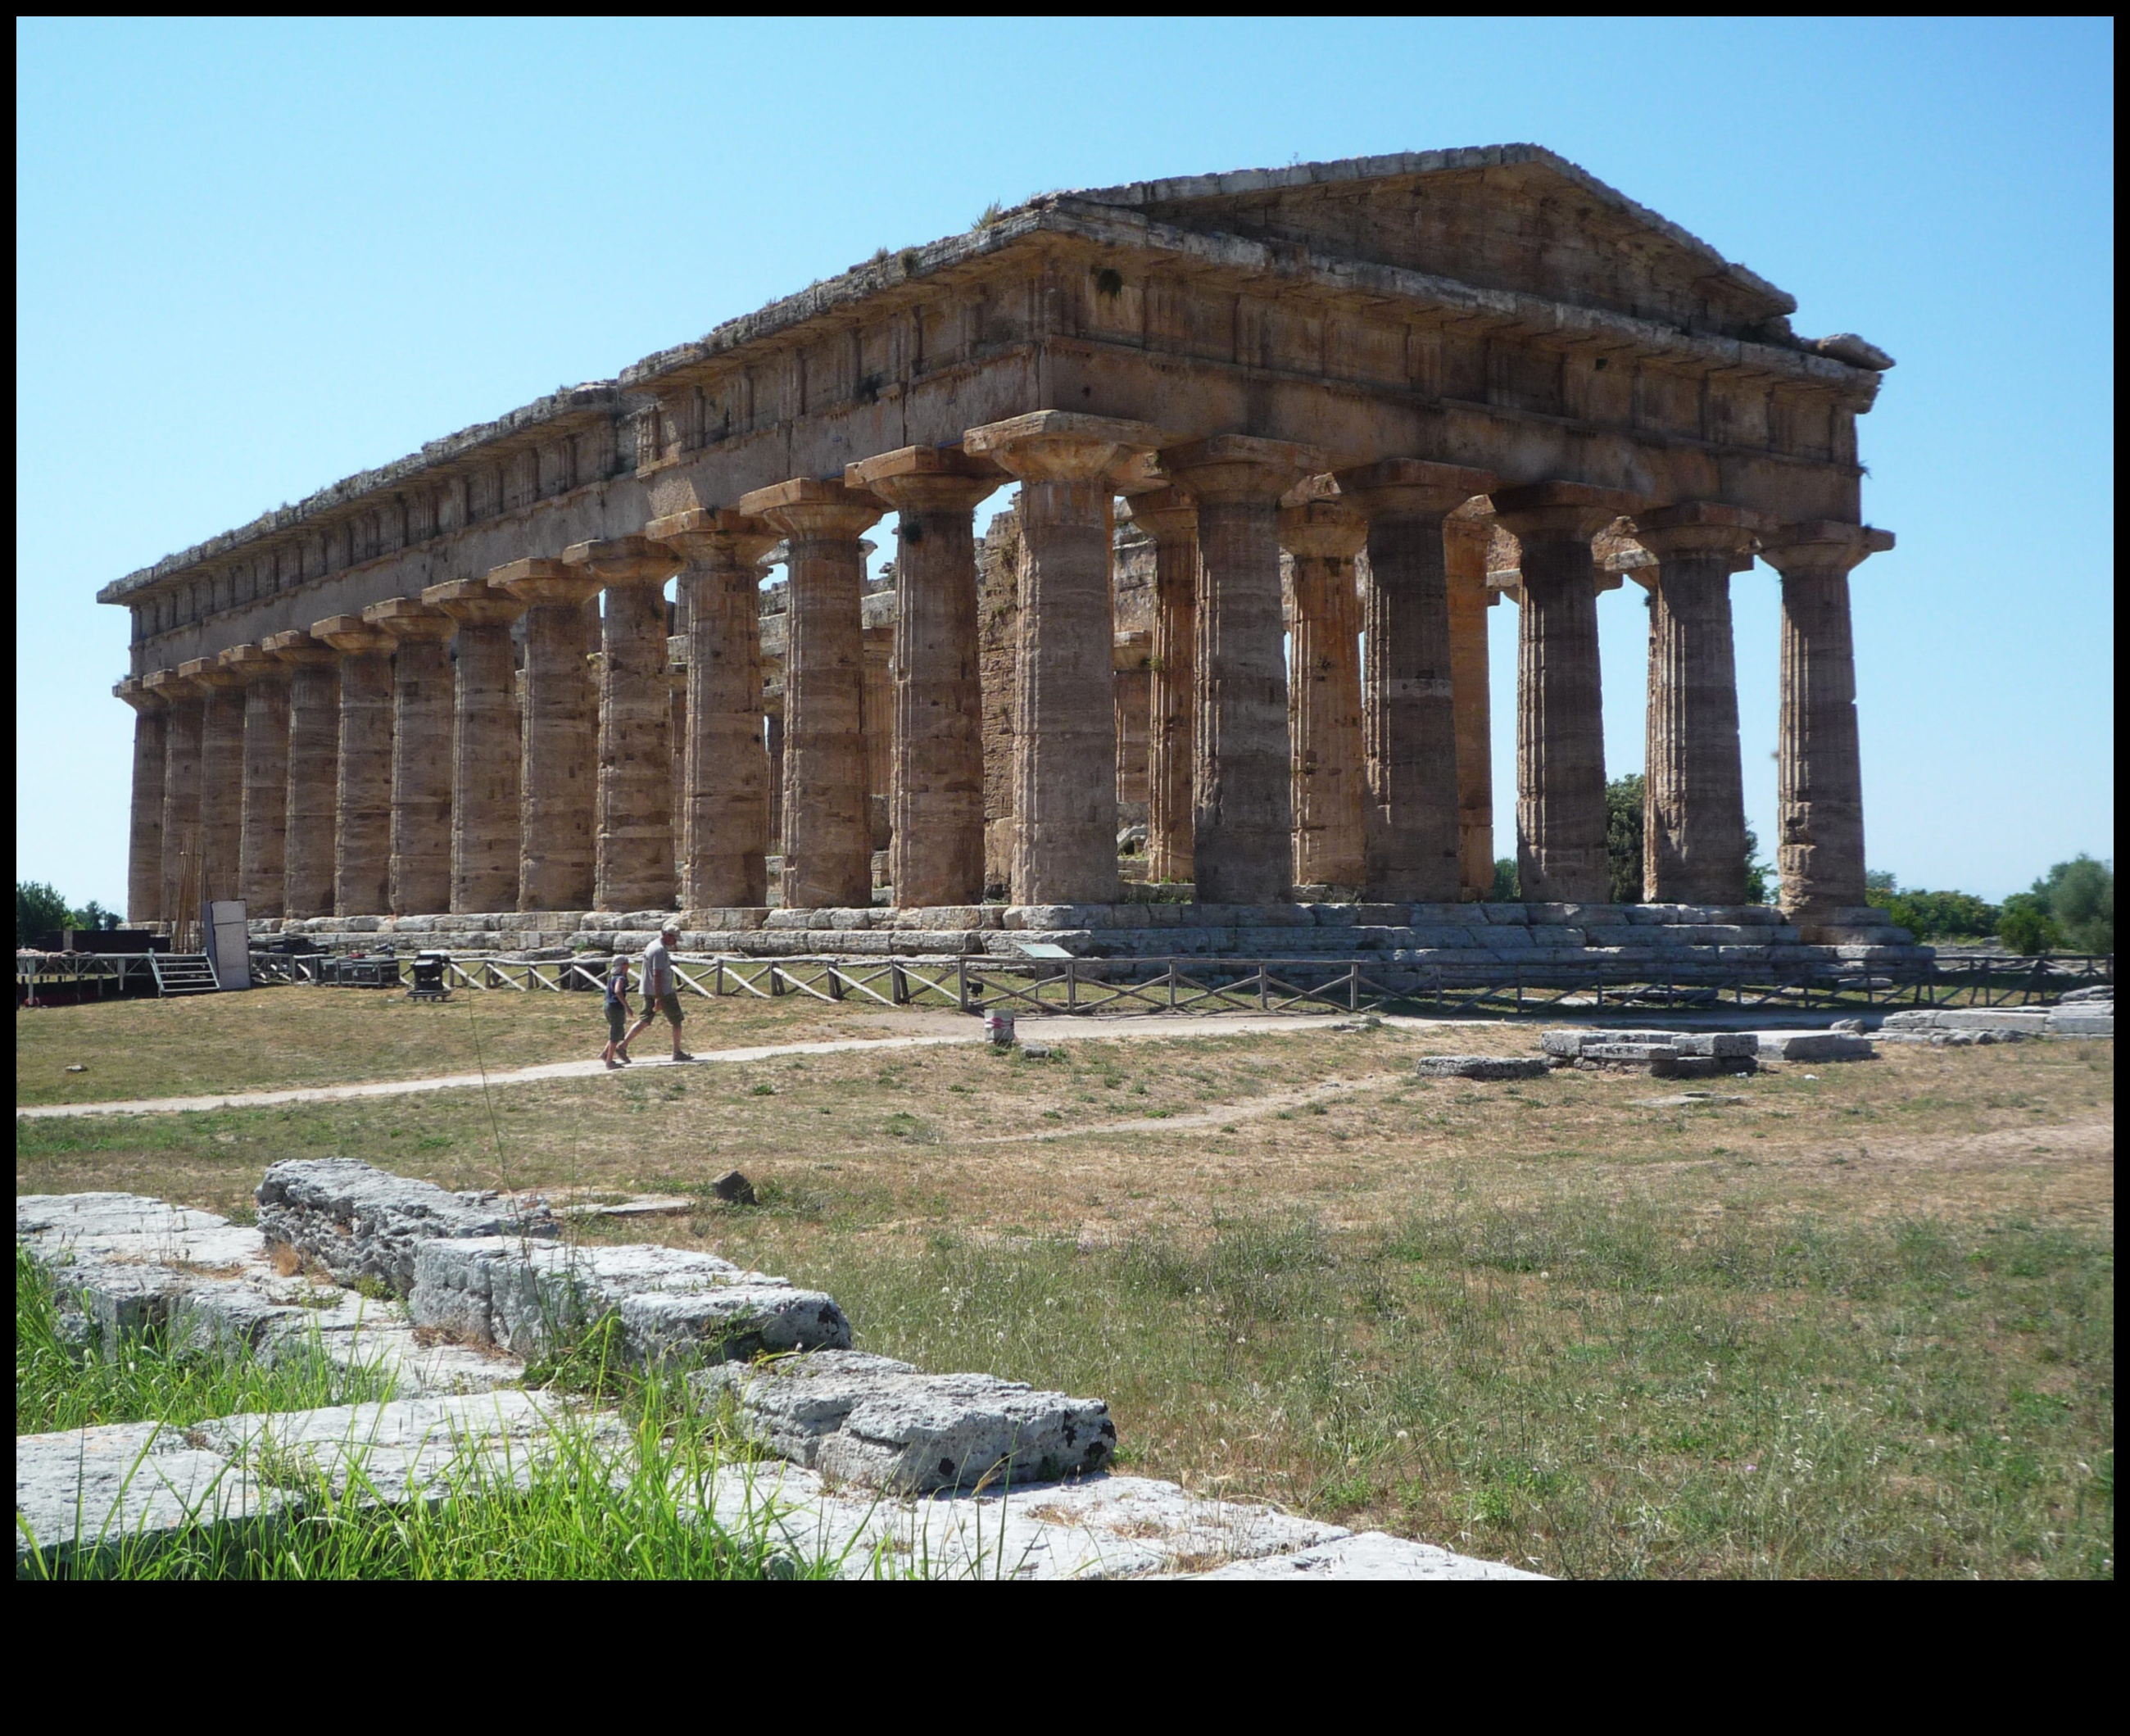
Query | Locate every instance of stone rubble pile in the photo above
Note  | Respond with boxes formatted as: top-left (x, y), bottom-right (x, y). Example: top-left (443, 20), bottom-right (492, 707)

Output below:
top-left (256, 1157), bottom-right (560, 1293)
top-left (1413, 1055), bottom-right (1551, 1081)
top-left (1878, 1000), bottom-right (2113, 1044)
top-left (1540, 1029), bottom-right (1765, 1077)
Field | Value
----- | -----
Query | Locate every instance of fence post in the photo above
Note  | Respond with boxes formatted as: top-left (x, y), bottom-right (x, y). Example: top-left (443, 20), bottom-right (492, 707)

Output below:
top-left (1258, 963), bottom-right (1267, 1010)
top-left (957, 956), bottom-right (969, 1014)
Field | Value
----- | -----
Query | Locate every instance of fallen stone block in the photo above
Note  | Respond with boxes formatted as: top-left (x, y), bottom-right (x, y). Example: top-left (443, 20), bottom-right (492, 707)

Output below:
top-left (2059, 985), bottom-right (2114, 1004)
top-left (693, 1348), bottom-right (1115, 1494)
top-left (1412, 1055), bottom-right (1550, 1081)
top-left (410, 1239), bottom-right (850, 1367)
top-left (2046, 1009), bottom-right (2114, 1036)
top-left (256, 1158), bottom-right (559, 1294)
top-left (1186, 1530), bottom-right (1543, 1581)
top-left (1756, 1033), bottom-right (1876, 1062)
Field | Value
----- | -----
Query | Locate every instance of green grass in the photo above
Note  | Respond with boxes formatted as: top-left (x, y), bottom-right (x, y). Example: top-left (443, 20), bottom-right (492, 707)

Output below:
top-left (16, 1244), bottom-right (394, 1433)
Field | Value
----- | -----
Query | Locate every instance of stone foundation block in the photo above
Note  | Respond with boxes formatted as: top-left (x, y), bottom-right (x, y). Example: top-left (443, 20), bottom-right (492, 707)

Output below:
top-left (256, 1158), bottom-right (559, 1294)
top-left (692, 1348), bottom-right (1115, 1494)
top-left (1412, 1055), bottom-right (1550, 1080)
top-left (1756, 1033), bottom-right (1876, 1062)
top-left (410, 1239), bottom-right (850, 1367)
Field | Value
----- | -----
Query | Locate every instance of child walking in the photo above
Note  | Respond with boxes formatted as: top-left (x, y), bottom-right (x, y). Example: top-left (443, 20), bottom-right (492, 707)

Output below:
top-left (601, 953), bottom-right (633, 1069)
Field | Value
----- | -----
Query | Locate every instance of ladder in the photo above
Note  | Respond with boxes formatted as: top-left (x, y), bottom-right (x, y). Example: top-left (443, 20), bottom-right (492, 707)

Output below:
top-left (149, 954), bottom-right (220, 995)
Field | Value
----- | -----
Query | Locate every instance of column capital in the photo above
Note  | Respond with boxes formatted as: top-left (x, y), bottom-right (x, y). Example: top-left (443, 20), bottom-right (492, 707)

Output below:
top-left (1162, 434), bottom-right (1326, 504)
top-left (845, 446), bottom-right (998, 515)
top-left (114, 674), bottom-right (165, 714)
top-left (491, 557), bottom-right (604, 610)
top-left (314, 614), bottom-right (397, 656)
top-left (562, 535), bottom-right (686, 587)
top-left (1630, 501), bottom-right (1774, 564)
top-left (1334, 458), bottom-right (1497, 519)
top-left (144, 668), bottom-right (195, 705)
top-left (1760, 521), bottom-right (1896, 577)
top-left (1122, 486), bottom-right (1198, 543)
top-left (1277, 499), bottom-right (1368, 563)
top-left (220, 643), bottom-right (287, 686)
top-left (963, 410), bottom-right (1161, 483)
top-left (645, 509), bottom-right (781, 569)
top-left (424, 577), bottom-right (528, 628)
top-left (179, 655), bottom-right (245, 690)
top-left (736, 477), bottom-right (885, 541)
top-left (263, 628), bottom-right (338, 669)
top-left (1490, 481), bottom-right (1646, 544)
top-left (363, 596), bottom-right (455, 642)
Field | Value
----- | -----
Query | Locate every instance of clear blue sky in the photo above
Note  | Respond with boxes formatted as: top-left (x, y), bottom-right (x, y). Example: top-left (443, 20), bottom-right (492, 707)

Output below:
top-left (16, 17), bottom-right (2114, 908)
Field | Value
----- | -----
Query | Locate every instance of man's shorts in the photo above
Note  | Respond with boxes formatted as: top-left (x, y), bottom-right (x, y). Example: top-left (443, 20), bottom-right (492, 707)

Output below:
top-left (656, 991), bottom-right (684, 1026)
top-left (605, 1000), bottom-right (628, 1043)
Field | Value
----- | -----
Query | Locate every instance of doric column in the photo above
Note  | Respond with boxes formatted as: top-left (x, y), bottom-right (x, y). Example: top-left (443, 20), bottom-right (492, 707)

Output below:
top-left (764, 691), bottom-right (785, 851)
top-left (179, 656), bottom-right (247, 909)
top-left (1490, 482), bottom-right (1643, 904)
top-left (1761, 521), bottom-right (1895, 922)
top-left (564, 538), bottom-right (684, 912)
top-left (1633, 503), bottom-right (1768, 904)
top-left (1444, 510), bottom-right (1497, 899)
top-left (114, 677), bottom-right (167, 923)
top-left (1279, 498), bottom-right (1368, 891)
top-left (643, 511), bottom-right (778, 909)
top-left (964, 414), bottom-right (1161, 904)
top-left (146, 669), bottom-right (202, 923)
top-left (668, 661), bottom-right (689, 886)
top-left (423, 579), bottom-right (525, 913)
top-left (1124, 489), bottom-right (1199, 886)
top-left (734, 480), bottom-right (885, 910)
top-left (845, 447), bottom-right (995, 909)
top-left (492, 560), bottom-right (602, 913)
top-left (313, 616), bottom-right (396, 916)
top-left (363, 596), bottom-right (455, 917)
top-left (1335, 459), bottom-right (1498, 903)
top-left (220, 644), bottom-right (291, 919)
top-left (264, 630), bottom-right (339, 920)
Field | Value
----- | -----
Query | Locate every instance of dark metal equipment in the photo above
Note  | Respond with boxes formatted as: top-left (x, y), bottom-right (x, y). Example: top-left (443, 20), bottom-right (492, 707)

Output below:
top-left (407, 951), bottom-right (452, 1001)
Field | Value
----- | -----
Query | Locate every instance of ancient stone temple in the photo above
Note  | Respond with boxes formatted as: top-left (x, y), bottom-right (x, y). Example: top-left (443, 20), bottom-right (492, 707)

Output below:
top-left (101, 146), bottom-right (1909, 970)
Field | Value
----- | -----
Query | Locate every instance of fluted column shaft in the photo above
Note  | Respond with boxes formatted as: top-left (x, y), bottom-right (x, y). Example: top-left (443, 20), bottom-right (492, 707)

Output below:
top-left (1635, 505), bottom-right (1765, 904)
top-left (736, 483), bottom-right (882, 910)
top-left (1493, 483), bottom-right (1640, 904)
top-left (1128, 492), bottom-right (1199, 886)
top-left (365, 598), bottom-right (455, 916)
top-left (148, 672), bottom-right (203, 923)
top-left (116, 680), bottom-right (168, 923)
top-left (1336, 460), bottom-right (1495, 902)
top-left (646, 514), bottom-right (777, 910)
top-left (847, 451), bottom-right (995, 909)
top-left (424, 581), bottom-right (523, 913)
top-left (1280, 501), bottom-right (1368, 890)
top-left (315, 617), bottom-right (397, 917)
top-left (222, 646), bottom-right (291, 918)
top-left (1444, 514), bottom-right (1496, 900)
top-left (493, 561), bottom-right (600, 912)
top-left (265, 632), bottom-right (339, 920)
top-left (181, 659), bottom-right (247, 909)
top-left (965, 415), bottom-right (1160, 905)
top-left (568, 537), bottom-right (683, 913)
top-left (1763, 523), bottom-right (1892, 921)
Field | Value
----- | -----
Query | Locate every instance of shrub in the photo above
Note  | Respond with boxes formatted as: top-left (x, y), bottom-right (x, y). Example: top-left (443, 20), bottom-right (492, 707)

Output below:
top-left (1998, 893), bottom-right (2064, 957)
top-left (2034, 855), bottom-right (2113, 954)
top-left (16, 881), bottom-right (69, 945)
top-left (1487, 858), bottom-right (1519, 902)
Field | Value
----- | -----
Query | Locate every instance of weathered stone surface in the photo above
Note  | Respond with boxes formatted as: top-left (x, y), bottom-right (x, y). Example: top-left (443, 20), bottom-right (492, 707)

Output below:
top-left (223, 644), bottom-right (292, 918)
top-left (184, 656), bottom-right (248, 908)
top-left (1127, 491), bottom-right (1199, 888)
top-left (1756, 1031), bottom-right (1875, 1062)
top-left (1189, 1530), bottom-right (1543, 1581)
top-left (1281, 498), bottom-right (1367, 891)
top-left (426, 579), bottom-right (525, 914)
top-left (1444, 508), bottom-right (1495, 899)
top-left (365, 597), bottom-right (455, 917)
top-left (265, 631), bottom-right (339, 919)
top-left (16, 1421), bottom-right (285, 1575)
top-left (1413, 1054), bottom-right (1549, 1079)
top-left (147, 669), bottom-right (202, 921)
top-left (410, 1238), bottom-right (849, 1365)
top-left (315, 615), bottom-right (396, 916)
top-left (694, 1348), bottom-right (1114, 1493)
top-left (256, 1158), bottom-right (559, 1294)
top-left (114, 678), bottom-right (167, 923)
top-left (492, 561), bottom-right (602, 912)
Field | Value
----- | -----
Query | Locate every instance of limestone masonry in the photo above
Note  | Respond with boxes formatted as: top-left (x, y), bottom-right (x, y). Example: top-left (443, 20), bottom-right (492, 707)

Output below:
top-left (102, 146), bottom-right (1901, 959)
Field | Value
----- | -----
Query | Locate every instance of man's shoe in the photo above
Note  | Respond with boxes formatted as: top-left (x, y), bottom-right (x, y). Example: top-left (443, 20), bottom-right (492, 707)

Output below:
top-left (673, 1051), bottom-right (695, 1063)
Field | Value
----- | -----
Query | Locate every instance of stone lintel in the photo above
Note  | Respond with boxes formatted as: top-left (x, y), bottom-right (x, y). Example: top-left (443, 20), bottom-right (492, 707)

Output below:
top-left (1335, 458), bottom-right (1498, 519)
top-left (963, 411), bottom-right (1162, 482)
top-left (263, 628), bottom-right (338, 667)
top-left (1491, 481), bottom-right (1647, 544)
top-left (1277, 499), bottom-right (1368, 562)
top-left (363, 596), bottom-right (455, 641)
top-left (1162, 434), bottom-right (1327, 503)
top-left (563, 535), bottom-right (685, 586)
top-left (423, 578), bottom-right (527, 627)
top-left (313, 614), bottom-right (397, 656)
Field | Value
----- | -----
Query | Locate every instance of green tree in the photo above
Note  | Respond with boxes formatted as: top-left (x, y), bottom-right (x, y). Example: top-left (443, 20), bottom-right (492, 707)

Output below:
top-left (1742, 823), bottom-right (1774, 905)
top-left (2033, 855), bottom-right (2113, 954)
top-left (1605, 773), bottom-right (1645, 904)
top-left (71, 900), bottom-right (122, 932)
top-left (16, 882), bottom-right (70, 945)
top-left (1486, 857), bottom-right (1519, 902)
top-left (1998, 892), bottom-right (2063, 957)
top-left (1884, 889), bottom-right (2001, 941)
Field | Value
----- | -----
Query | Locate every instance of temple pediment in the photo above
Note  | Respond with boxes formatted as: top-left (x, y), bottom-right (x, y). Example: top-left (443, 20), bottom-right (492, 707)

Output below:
top-left (1067, 145), bottom-right (1797, 343)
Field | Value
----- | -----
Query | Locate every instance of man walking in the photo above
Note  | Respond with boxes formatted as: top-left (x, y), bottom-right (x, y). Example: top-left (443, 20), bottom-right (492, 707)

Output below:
top-left (623, 923), bottom-right (692, 1063)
